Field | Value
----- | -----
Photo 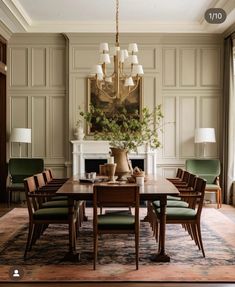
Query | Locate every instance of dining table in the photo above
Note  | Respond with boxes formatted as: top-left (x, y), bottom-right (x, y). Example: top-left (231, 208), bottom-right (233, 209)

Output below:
top-left (56, 174), bottom-right (179, 262)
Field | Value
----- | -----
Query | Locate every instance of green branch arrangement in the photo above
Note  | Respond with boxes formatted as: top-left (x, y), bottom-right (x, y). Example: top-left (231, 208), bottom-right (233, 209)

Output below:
top-left (80, 105), bottom-right (164, 152)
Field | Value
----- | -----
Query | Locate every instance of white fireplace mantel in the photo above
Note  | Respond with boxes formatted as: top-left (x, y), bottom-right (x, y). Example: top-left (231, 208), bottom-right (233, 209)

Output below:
top-left (71, 140), bottom-right (157, 175)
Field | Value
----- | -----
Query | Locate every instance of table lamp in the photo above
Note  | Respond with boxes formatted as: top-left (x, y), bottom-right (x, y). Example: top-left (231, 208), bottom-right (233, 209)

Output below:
top-left (10, 128), bottom-right (32, 157)
top-left (195, 128), bottom-right (216, 157)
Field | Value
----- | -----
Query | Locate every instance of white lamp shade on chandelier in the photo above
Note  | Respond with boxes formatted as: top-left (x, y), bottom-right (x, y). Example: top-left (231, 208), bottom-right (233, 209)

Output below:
top-left (194, 128), bottom-right (216, 143)
top-left (90, 0), bottom-right (144, 102)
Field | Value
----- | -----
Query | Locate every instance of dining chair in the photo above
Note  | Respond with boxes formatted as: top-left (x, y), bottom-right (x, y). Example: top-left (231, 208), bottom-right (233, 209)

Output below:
top-left (6, 158), bottom-right (44, 207)
top-left (149, 177), bottom-right (207, 257)
top-left (93, 184), bottom-right (140, 270)
top-left (24, 176), bottom-right (78, 259)
top-left (34, 172), bottom-right (84, 232)
top-left (185, 159), bottom-right (222, 208)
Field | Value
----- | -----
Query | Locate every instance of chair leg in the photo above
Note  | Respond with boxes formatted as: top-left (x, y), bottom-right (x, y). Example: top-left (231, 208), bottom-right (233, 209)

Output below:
top-left (24, 222), bottom-right (34, 260)
top-left (196, 222), bottom-right (205, 257)
top-left (135, 232), bottom-right (139, 270)
top-left (191, 224), bottom-right (200, 249)
top-left (93, 233), bottom-right (98, 270)
top-left (217, 189), bottom-right (222, 209)
top-left (30, 224), bottom-right (41, 250)
top-left (8, 189), bottom-right (11, 208)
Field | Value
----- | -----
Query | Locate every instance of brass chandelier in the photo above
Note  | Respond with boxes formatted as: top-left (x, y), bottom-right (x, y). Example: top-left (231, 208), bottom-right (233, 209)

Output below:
top-left (91, 0), bottom-right (144, 103)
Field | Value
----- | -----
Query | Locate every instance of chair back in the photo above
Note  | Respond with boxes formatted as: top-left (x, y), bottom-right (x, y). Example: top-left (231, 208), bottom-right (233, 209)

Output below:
top-left (43, 170), bottom-right (52, 183)
top-left (24, 176), bottom-right (39, 218)
top-left (194, 177), bottom-right (206, 217)
top-left (185, 159), bottom-right (220, 184)
top-left (93, 184), bottom-right (140, 232)
top-left (176, 168), bottom-right (183, 178)
top-left (94, 184), bottom-right (139, 208)
top-left (9, 158), bottom-right (44, 183)
top-left (34, 173), bottom-right (46, 189)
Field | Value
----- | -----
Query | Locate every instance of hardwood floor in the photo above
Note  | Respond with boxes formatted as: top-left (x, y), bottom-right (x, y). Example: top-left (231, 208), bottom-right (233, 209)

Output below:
top-left (0, 283), bottom-right (235, 287)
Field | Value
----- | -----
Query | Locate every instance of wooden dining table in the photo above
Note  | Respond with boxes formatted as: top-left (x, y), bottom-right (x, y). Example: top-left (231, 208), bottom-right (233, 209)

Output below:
top-left (56, 174), bottom-right (179, 262)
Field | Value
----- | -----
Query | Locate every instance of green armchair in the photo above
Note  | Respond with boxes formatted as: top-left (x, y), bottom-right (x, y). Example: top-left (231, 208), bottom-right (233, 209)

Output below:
top-left (185, 159), bottom-right (222, 208)
top-left (6, 158), bottom-right (44, 207)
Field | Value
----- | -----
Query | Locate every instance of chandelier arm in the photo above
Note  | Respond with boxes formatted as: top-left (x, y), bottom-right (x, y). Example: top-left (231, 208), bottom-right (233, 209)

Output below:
top-left (94, 79), bottom-right (117, 99)
top-left (128, 77), bottom-right (140, 95)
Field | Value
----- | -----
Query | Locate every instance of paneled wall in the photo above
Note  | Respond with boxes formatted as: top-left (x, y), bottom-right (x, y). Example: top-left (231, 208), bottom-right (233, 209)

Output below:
top-left (67, 33), bottom-right (223, 178)
top-left (7, 34), bottom-right (67, 176)
top-left (7, 33), bottom-right (223, 177)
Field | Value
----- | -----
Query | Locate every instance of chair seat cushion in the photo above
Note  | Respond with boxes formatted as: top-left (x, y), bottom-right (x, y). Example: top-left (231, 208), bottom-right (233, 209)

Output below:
top-left (50, 196), bottom-right (68, 201)
top-left (153, 200), bottom-right (189, 208)
top-left (155, 207), bottom-right (197, 220)
top-left (8, 183), bottom-right (24, 190)
top-left (98, 213), bottom-right (135, 230)
top-left (41, 200), bottom-right (69, 208)
top-left (205, 184), bottom-right (220, 191)
top-left (33, 207), bottom-right (69, 220)
top-left (167, 195), bottom-right (181, 201)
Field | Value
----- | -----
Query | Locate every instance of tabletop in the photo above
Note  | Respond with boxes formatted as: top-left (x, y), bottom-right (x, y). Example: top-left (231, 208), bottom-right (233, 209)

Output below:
top-left (56, 175), bottom-right (179, 200)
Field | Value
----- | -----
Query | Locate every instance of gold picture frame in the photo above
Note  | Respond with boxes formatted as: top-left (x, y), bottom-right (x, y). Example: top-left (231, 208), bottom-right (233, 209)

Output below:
top-left (86, 77), bottom-right (143, 135)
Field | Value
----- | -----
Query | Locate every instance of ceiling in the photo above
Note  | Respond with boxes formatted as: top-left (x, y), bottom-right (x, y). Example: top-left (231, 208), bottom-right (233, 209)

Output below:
top-left (1, 0), bottom-right (235, 34)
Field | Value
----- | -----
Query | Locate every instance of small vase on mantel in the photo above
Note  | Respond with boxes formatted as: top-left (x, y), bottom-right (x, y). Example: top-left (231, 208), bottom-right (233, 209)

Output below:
top-left (110, 147), bottom-right (131, 180)
top-left (74, 126), bottom-right (84, 140)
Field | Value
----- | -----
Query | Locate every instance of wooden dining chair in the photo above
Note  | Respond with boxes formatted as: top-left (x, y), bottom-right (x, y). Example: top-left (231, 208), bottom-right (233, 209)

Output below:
top-left (93, 184), bottom-right (140, 270)
top-left (149, 177), bottom-right (207, 257)
top-left (34, 172), bottom-right (84, 232)
top-left (24, 176), bottom-right (78, 259)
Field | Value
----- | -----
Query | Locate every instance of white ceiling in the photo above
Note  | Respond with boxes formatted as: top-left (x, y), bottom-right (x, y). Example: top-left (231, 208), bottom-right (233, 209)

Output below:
top-left (1, 0), bottom-right (235, 33)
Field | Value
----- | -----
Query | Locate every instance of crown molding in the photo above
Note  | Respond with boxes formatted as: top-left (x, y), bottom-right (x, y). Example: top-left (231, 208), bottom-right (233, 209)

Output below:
top-left (0, 20), bottom-right (12, 40)
top-left (1, 0), bottom-right (234, 34)
top-left (0, 0), bottom-right (29, 32)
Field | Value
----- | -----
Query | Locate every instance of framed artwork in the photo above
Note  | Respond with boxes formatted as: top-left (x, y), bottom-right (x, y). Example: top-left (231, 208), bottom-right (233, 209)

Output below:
top-left (86, 77), bottom-right (143, 134)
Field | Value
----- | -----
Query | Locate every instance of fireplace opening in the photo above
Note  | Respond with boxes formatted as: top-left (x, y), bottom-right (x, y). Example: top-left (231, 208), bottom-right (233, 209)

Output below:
top-left (129, 159), bottom-right (145, 171)
top-left (85, 158), bottom-right (145, 174)
top-left (85, 159), bottom-right (107, 173)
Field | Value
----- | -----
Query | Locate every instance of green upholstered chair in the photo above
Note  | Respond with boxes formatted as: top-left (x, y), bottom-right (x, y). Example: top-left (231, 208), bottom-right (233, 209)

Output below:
top-left (7, 158), bottom-right (44, 207)
top-left (185, 159), bottom-right (222, 208)
top-left (149, 177), bottom-right (207, 257)
top-left (93, 184), bottom-right (140, 270)
top-left (24, 176), bottom-right (78, 259)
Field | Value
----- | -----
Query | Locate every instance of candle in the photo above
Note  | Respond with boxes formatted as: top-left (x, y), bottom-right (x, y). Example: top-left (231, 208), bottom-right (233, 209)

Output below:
top-left (108, 156), bottom-right (114, 164)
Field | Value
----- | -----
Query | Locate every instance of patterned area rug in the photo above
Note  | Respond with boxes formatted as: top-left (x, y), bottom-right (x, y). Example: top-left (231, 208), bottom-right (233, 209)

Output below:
top-left (0, 207), bottom-right (235, 281)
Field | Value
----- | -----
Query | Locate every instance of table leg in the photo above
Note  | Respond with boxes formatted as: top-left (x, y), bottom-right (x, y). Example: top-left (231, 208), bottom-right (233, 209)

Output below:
top-left (150, 196), bottom-right (170, 262)
top-left (62, 198), bottom-right (81, 262)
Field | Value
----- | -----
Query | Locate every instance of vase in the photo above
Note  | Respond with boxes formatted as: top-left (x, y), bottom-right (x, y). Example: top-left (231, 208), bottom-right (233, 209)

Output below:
top-left (74, 127), bottom-right (84, 140)
top-left (110, 147), bottom-right (131, 180)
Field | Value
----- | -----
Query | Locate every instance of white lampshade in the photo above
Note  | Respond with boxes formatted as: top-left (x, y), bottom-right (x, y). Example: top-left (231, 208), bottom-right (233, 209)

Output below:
top-left (99, 43), bottom-right (109, 52)
top-left (124, 77), bottom-right (134, 87)
top-left (91, 65), bottom-right (103, 76)
top-left (195, 128), bottom-right (216, 143)
top-left (99, 53), bottom-right (111, 64)
top-left (126, 55), bottom-right (138, 65)
top-left (10, 128), bottom-right (31, 143)
top-left (132, 64), bottom-right (144, 76)
top-left (128, 43), bottom-right (138, 53)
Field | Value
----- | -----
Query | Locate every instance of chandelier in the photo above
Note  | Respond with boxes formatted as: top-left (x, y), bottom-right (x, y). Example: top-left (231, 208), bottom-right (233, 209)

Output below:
top-left (91, 0), bottom-right (144, 103)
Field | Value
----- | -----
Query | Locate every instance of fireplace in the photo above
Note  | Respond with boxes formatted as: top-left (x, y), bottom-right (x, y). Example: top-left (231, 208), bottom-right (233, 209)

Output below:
top-left (71, 140), bottom-right (157, 175)
top-left (84, 158), bottom-right (145, 174)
